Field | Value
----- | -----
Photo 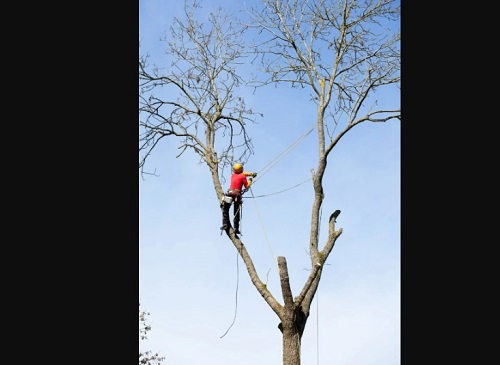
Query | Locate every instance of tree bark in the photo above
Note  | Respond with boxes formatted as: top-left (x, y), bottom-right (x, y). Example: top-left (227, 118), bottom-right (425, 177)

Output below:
top-left (282, 324), bottom-right (301, 365)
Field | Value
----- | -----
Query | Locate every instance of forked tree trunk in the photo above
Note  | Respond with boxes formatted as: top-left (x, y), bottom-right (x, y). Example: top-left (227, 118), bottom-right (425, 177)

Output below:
top-left (140, 0), bottom-right (400, 362)
top-left (277, 256), bottom-right (311, 365)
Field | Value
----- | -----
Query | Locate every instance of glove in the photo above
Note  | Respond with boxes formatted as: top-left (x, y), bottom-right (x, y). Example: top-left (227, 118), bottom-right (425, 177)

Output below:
top-left (252, 172), bottom-right (257, 177)
top-left (248, 177), bottom-right (253, 182)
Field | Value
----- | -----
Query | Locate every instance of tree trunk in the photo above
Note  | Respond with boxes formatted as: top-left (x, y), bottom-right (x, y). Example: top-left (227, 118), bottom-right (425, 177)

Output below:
top-left (282, 323), bottom-right (301, 365)
top-left (277, 256), bottom-right (310, 365)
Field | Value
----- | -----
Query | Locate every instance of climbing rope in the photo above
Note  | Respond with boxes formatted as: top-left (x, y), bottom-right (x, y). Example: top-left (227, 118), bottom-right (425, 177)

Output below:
top-left (253, 122), bottom-right (316, 183)
top-left (219, 122), bottom-right (318, 338)
top-left (220, 250), bottom-right (240, 339)
top-left (226, 123), bottom-right (318, 271)
top-left (232, 198), bottom-right (243, 221)
top-left (248, 187), bottom-right (279, 274)
top-left (244, 177), bottom-right (311, 198)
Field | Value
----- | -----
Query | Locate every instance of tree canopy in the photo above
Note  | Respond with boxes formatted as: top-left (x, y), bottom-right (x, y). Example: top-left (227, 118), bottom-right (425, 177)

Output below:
top-left (139, 1), bottom-right (400, 364)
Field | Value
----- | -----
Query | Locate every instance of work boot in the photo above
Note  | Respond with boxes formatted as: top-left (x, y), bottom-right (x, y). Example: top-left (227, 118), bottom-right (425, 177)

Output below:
top-left (234, 224), bottom-right (241, 235)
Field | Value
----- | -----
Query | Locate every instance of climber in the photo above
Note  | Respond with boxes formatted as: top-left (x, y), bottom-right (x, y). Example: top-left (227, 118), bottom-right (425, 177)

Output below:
top-left (220, 163), bottom-right (257, 234)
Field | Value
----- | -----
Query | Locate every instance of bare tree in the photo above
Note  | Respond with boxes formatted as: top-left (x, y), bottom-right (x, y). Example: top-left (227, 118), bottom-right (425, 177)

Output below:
top-left (139, 0), bottom-right (261, 192)
top-left (243, 2), bottom-right (400, 363)
top-left (139, 1), bottom-right (400, 365)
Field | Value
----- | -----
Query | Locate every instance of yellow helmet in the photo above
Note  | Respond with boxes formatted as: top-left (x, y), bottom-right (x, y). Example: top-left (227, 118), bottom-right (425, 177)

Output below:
top-left (233, 163), bottom-right (243, 173)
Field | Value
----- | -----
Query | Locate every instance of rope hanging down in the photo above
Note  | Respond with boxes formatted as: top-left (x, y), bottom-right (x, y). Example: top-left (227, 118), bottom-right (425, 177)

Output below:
top-left (219, 122), bottom-right (317, 338)
top-left (220, 251), bottom-right (240, 339)
top-left (249, 186), bottom-right (279, 274)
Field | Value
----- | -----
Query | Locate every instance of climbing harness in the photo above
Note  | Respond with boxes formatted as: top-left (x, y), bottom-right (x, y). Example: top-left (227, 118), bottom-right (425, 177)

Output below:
top-left (218, 122), bottom-right (339, 361)
top-left (220, 121), bottom-right (316, 237)
top-left (220, 189), bottom-right (247, 235)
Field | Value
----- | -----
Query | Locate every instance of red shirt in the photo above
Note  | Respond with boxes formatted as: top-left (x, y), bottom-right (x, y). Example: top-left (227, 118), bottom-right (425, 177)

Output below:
top-left (229, 172), bottom-right (249, 191)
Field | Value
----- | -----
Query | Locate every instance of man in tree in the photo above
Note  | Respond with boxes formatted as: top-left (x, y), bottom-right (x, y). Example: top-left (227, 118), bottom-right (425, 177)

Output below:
top-left (140, 0), bottom-right (400, 362)
top-left (220, 163), bottom-right (257, 234)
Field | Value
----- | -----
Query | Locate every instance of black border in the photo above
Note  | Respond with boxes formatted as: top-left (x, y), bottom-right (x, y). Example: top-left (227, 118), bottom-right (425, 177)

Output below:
top-left (7, 1), bottom-right (140, 359)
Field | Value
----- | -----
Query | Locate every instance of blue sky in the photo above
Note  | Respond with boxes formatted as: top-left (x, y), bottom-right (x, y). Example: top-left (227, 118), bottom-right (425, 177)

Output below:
top-left (139, 1), bottom-right (400, 364)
